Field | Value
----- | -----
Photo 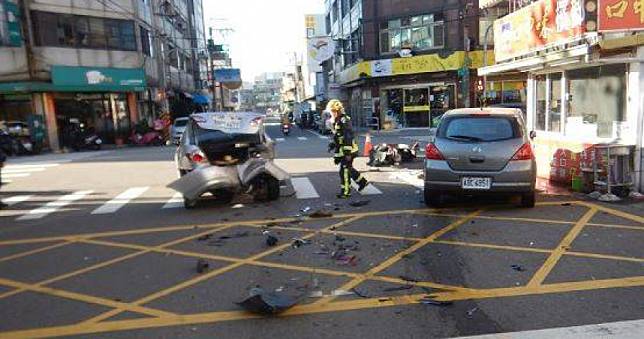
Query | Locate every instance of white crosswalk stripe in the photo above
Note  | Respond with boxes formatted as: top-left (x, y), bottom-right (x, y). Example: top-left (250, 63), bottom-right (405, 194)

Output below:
top-left (3, 168), bottom-right (47, 174)
top-left (2, 195), bottom-right (32, 206)
top-left (3, 173), bottom-right (31, 178)
top-left (162, 193), bottom-right (184, 209)
top-left (352, 183), bottom-right (383, 195)
top-left (297, 137), bottom-right (308, 141)
top-left (276, 138), bottom-right (285, 142)
top-left (91, 187), bottom-right (150, 215)
top-left (17, 190), bottom-right (93, 221)
top-left (2, 163), bottom-right (60, 183)
top-left (290, 177), bottom-right (320, 199)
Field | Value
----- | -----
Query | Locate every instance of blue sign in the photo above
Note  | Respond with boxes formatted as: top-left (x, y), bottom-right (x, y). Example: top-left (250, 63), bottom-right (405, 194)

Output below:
top-left (214, 69), bottom-right (241, 83)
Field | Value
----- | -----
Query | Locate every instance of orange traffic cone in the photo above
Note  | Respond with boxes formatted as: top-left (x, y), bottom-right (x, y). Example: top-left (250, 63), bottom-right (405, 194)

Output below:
top-left (363, 133), bottom-right (373, 157)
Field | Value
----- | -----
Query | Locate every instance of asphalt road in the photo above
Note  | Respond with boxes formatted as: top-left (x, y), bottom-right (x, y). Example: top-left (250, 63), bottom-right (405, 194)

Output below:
top-left (0, 124), bottom-right (642, 338)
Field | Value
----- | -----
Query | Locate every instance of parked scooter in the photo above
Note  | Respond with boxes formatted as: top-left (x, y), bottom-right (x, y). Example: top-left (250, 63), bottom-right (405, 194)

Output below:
top-left (129, 130), bottom-right (164, 146)
top-left (0, 129), bottom-right (33, 155)
top-left (282, 122), bottom-right (291, 136)
top-left (68, 123), bottom-right (102, 151)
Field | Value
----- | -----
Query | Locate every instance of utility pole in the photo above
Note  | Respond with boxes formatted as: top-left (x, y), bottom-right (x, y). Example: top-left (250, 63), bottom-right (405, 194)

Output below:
top-left (18, 0), bottom-right (36, 80)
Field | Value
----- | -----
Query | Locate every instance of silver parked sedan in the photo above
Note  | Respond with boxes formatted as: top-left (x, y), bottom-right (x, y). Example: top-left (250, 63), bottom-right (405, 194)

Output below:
top-left (424, 108), bottom-right (536, 207)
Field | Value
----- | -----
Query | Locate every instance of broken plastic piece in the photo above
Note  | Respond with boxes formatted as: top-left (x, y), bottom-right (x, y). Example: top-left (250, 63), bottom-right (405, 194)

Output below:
top-left (265, 234), bottom-right (279, 247)
top-left (419, 297), bottom-right (453, 306)
top-left (291, 238), bottom-right (311, 248)
top-left (309, 210), bottom-right (333, 218)
top-left (196, 259), bottom-right (210, 273)
top-left (511, 264), bottom-right (526, 272)
top-left (236, 292), bottom-right (298, 315)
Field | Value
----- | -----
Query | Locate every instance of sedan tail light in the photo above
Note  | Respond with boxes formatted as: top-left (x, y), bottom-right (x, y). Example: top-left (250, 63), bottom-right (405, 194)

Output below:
top-left (511, 143), bottom-right (534, 161)
top-left (425, 144), bottom-right (445, 160)
top-left (189, 151), bottom-right (208, 163)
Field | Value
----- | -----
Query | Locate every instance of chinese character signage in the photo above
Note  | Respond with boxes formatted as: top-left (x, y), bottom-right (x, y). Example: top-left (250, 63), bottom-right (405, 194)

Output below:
top-left (493, 0), bottom-right (586, 62)
top-left (598, 0), bottom-right (644, 31)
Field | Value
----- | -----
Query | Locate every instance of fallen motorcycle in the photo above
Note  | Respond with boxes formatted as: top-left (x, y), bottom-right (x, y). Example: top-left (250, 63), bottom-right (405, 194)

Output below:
top-left (129, 130), bottom-right (164, 146)
top-left (367, 142), bottom-right (420, 167)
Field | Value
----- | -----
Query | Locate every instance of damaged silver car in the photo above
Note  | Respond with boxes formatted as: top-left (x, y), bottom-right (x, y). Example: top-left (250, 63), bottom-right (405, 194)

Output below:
top-left (168, 112), bottom-right (290, 209)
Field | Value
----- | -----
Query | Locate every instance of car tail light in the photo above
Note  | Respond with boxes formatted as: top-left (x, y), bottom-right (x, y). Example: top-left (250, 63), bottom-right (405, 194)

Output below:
top-left (511, 143), bottom-right (534, 161)
top-left (250, 116), bottom-right (263, 127)
top-left (425, 144), bottom-right (445, 160)
top-left (189, 151), bottom-right (207, 163)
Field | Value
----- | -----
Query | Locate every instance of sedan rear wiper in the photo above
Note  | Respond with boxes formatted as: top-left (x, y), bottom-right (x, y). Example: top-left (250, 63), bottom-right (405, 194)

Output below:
top-left (447, 135), bottom-right (483, 142)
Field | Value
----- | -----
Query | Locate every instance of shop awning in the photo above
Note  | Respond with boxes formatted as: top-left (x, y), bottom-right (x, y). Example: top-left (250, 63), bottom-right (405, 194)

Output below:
top-left (477, 45), bottom-right (590, 76)
top-left (192, 93), bottom-right (211, 105)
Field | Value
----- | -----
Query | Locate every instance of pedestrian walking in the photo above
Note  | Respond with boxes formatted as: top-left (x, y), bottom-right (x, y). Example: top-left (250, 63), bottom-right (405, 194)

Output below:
top-left (0, 146), bottom-right (7, 209)
top-left (326, 99), bottom-right (368, 198)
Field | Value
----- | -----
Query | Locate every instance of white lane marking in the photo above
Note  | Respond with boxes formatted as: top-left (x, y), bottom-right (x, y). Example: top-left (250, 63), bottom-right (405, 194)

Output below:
top-left (290, 177), bottom-right (320, 199)
top-left (4, 163), bottom-right (60, 169)
top-left (17, 191), bottom-right (93, 221)
top-left (162, 193), bottom-right (184, 209)
top-left (352, 182), bottom-right (383, 195)
top-left (2, 168), bottom-right (47, 173)
top-left (1, 180), bottom-right (12, 184)
top-left (276, 138), bottom-right (285, 142)
top-left (91, 187), bottom-right (150, 215)
top-left (297, 137), bottom-right (308, 141)
top-left (390, 171), bottom-right (424, 189)
top-left (456, 319), bottom-right (644, 339)
top-left (2, 195), bottom-right (32, 206)
top-left (3, 173), bottom-right (31, 178)
top-left (307, 129), bottom-right (330, 140)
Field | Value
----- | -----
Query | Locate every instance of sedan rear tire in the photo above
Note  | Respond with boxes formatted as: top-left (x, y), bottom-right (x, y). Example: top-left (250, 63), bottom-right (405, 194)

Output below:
top-left (520, 191), bottom-right (536, 208)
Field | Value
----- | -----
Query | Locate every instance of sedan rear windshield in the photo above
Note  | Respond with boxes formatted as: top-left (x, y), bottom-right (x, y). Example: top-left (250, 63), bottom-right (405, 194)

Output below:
top-left (438, 116), bottom-right (522, 142)
top-left (193, 124), bottom-right (261, 146)
top-left (174, 119), bottom-right (188, 127)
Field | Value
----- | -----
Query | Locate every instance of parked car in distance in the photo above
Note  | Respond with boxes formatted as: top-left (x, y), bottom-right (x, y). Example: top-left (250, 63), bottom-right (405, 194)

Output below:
top-left (171, 117), bottom-right (189, 144)
top-left (424, 108), bottom-right (536, 208)
top-left (316, 110), bottom-right (333, 134)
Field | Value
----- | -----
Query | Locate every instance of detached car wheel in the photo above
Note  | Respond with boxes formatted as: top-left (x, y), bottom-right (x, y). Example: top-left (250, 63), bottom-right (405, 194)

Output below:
top-left (253, 175), bottom-right (280, 202)
top-left (520, 191), bottom-right (536, 208)
top-left (424, 187), bottom-right (442, 207)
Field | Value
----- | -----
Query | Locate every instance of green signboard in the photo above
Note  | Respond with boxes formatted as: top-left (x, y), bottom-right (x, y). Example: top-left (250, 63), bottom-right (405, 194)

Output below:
top-left (51, 66), bottom-right (146, 92)
top-left (2, 0), bottom-right (22, 47)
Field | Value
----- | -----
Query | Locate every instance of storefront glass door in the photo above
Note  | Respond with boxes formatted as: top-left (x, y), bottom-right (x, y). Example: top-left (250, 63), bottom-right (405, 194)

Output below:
top-left (403, 88), bottom-right (430, 127)
top-left (429, 85), bottom-right (454, 127)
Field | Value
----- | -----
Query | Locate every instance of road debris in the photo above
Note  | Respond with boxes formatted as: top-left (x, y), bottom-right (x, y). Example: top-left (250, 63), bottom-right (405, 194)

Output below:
top-left (419, 296), bottom-right (453, 306)
top-left (349, 200), bottom-right (370, 207)
top-left (264, 231), bottom-right (279, 247)
top-left (511, 264), bottom-right (526, 272)
top-left (399, 275), bottom-right (419, 283)
top-left (291, 238), bottom-right (311, 248)
top-left (309, 210), bottom-right (333, 218)
top-left (301, 206), bottom-right (312, 213)
top-left (383, 285), bottom-right (414, 292)
top-left (351, 288), bottom-right (370, 298)
top-left (196, 259), bottom-right (210, 273)
top-left (237, 290), bottom-right (298, 315)
top-left (205, 231), bottom-right (251, 247)
top-left (466, 307), bottom-right (479, 318)
top-left (309, 289), bottom-right (354, 298)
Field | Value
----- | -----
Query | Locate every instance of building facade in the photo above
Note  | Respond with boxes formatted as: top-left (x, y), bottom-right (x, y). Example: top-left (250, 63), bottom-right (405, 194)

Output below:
top-left (0, 0), bottom-right (207, 151)
top-left (322, 0), bottom-right (491, 129)
top-left (251, 72), bottom-right (285, 114)
top-left (479, 0), bottom-right (644, 192)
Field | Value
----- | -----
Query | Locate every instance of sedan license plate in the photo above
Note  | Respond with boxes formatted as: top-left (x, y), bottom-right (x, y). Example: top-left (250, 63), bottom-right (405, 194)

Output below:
top-left (461, 177), bottom-right (491, 190)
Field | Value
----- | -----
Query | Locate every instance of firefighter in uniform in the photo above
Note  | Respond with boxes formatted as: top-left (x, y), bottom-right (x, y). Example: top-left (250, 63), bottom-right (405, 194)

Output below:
top-left (326, 100), bottom-right (368, 198)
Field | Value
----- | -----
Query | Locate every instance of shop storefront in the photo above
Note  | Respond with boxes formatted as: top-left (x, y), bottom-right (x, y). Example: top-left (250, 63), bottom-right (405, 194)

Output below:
top-left (337, 51), bottom-right (489, 129)
top-left (479, 0), bottom-right (644, 192)
top-left (380, 82), bottom-right (455, 128)
top-left (0, 65), bottom-right (146, 150)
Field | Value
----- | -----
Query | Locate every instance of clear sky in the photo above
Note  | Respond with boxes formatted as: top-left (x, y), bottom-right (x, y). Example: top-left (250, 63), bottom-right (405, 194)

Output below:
top-left (203, 0), bottom-right (325, 82)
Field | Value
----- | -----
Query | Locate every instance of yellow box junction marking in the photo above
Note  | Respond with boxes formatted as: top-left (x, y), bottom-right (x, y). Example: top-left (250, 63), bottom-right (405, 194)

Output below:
top-left (0, 201), bottom-right (641, 338)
